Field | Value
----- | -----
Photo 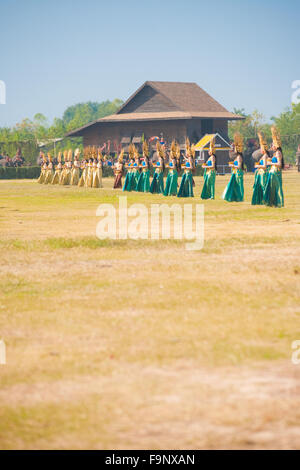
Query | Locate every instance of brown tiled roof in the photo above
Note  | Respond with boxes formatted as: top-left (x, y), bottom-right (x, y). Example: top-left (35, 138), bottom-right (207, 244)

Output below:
top-left (117, 81), bottom-right (229, 114)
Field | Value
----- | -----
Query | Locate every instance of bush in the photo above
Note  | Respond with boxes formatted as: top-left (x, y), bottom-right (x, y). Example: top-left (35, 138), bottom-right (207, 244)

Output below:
top-left (0, 166), bottom-right (41, 179)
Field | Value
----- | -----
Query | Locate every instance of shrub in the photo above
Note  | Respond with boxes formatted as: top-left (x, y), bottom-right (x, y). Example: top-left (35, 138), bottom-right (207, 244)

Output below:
top-left (0, 166), bottom-right (41, 179)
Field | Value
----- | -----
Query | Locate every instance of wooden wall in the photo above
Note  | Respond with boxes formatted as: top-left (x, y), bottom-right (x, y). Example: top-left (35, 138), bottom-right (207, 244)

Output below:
top-left (82, 118), bottom-right (230, 163)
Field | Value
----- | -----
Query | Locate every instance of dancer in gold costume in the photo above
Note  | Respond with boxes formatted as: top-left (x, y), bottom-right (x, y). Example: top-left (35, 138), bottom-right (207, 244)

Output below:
top-left (51, 152), bottom-right (63, 184)
top-left (71, 148), bottom-right (81, 185)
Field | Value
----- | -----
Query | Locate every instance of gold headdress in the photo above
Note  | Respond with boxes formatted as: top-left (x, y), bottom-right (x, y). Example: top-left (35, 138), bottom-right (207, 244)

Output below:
top-left (133, 145), bottom-right (139, 160)
top-left (97, 149), bottom-right (103, 160)
top-left (142, 140), bottom-right (149, 157)
top-left (118, 149), bottom-right (124, 163)
top-left (47, 152), bottom-right (52, 162)
top-left (63, 150), bottom-right (68, 162)
top-left (57, 151), bottom-right (62, 163)
top-left (74, 148), bottom-right (80, 159)
top-left (271, 126), bottom-right (281, 149)
top-left (234, 133), bottom-right (244, 153)
top-left (175, 143), bottom-right (181, 160)
top-left (209, 137), bottom-right (215, 155)
top-left (128, 143), bottom-right (135, 160)
top-left (91, 146), bottom-right (97, 159)
top-left (170, 140), bottom-right (176, 158)
top-left (185, 137), bottom-right (191, 157)
top-left (191, 144), bottom-right (196, 159)
top-left (258, 132), bottom-right (268, 153)
top-left (156, 141), bottom-right (165, 159)
top-left (68, 149), bottom-right (73, 162)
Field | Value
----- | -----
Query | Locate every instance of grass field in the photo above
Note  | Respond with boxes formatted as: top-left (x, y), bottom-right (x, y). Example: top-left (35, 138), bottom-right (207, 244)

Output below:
top-left (0, 172), bottom-right (300, 450)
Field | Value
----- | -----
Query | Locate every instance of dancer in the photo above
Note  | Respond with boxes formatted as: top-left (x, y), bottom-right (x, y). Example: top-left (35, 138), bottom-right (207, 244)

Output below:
top-left (85, 147), bottom-right (94, 187)
top-left (61, 149), bottom-right (72, 185)
top-left (163, 141), bottom-right (179, 196)
top-left (251, 132), bottom-right (268, 205)
top-left (113, 150), bottom-right (124, 189)
top-left (44, 153), bottom-right (54, 184)
top-left (222, 133), bottom-right (244, 202)
top-left (95, 150), bottom-right (103, 188)
top-left (51, 152), bottom-right (63, 184)
top-left (201, 138), bottom-right (216, 200)
top-left (78, 149), bottom-right (88, 187)
top-left (123, 145), bottom-right (135, 192)
top-left (263, 126), bottom-right (284, 207)
top-left (150, 141), bottom-right (165, 194)
top-left (137, 141), bottom-right (151, 192)
top-left (59, 150), bottom-right (67, 184)
top-left (91, 149), bottom-right (99, 188)
top-left (132, 146), bottom-right (141, 191)
top-left (177, 138), bottom-right (194, 198)
top-left (71, 148), bottom-right (81, 185)
top-left (37, 153), bottom-right (48, 184)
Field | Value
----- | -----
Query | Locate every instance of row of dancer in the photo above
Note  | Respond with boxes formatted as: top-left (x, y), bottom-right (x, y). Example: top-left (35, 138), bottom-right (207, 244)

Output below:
top-left (37, 127), bottom-right (284, 208)
top-left (122, 128), bottom-right (284, 207)
top-left (37, 147), bottom-right (104, 188)
top-left (122, 140), bottom-right (195, 197)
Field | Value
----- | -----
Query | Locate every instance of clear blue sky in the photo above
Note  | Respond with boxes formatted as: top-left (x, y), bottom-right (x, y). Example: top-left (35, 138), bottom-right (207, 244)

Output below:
top-left (0, 0), bottom-right (299, 127)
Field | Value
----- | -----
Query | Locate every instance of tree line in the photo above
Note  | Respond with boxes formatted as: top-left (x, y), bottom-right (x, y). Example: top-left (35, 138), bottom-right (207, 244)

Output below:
top-left (0, 99), bottom-right (299, 165)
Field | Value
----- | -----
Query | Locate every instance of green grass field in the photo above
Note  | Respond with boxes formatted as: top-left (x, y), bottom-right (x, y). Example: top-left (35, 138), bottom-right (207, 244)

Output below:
top-left (0, 172), bottom-right (300, 449)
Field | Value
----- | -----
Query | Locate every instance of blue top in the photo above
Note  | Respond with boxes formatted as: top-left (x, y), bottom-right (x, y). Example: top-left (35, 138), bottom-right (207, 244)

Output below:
top-left (259, 159), bottom-right (264, 165)
top-left (207, 160), bottom-right (212, 167)
top-left (234, 160), bottom-right (238, 167)
top-left (169, 162), bottom-right (173, 167)
top-left (156, 161), bottom-right (161, 167)
top-left (142, 161), bottom-right (146, 166)
top-left (272, 156), bottom-right (278, 163)
top-left (133, 163), bottom-right (138, 167)
top-left (186, 161), bottom-right (191, 168)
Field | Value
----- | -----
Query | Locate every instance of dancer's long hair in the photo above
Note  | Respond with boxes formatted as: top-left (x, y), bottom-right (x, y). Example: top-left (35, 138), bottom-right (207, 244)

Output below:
top-left (276, 147), bottom-right (285, 169)
top-left (237, 152), bottom-right (245, 170)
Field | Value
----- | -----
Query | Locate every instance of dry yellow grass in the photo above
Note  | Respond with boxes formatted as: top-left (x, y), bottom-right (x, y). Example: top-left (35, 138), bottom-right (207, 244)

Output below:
top-left (0, 172), bottom-right (300, 449)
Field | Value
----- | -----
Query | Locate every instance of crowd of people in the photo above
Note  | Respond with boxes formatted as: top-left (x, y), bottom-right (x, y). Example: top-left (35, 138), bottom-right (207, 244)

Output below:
top-left (37, 126), bottom-right (285, 208)
top-left (0, 148), bottom-right (25, 167)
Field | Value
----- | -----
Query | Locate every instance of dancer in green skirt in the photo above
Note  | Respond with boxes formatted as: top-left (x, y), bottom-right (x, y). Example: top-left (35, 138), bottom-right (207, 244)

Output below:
top-left (222, 132), bottom-right (244, 202)
top-left (164, 141), bottom-right (179, 196)
top-left (263, 126), bottom-right (284, 207)
top-left (251, 132), bottom-right (268, 205)
top-left (123, 144), bottom-right (135, 192)
top-left (150, 141), bottom-right (165, 194)
top-left (201, 137), bottom-right (216, 199)
top-left (137, 141), bottom-right (151, 192)
top-left (131, 145), bottom-right (141, 191)
top-left (177, 138), bottom-right (194, 198)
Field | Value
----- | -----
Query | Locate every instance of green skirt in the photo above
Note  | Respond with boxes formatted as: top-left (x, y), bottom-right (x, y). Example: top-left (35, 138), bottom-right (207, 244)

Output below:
top-left (150, 170), bottom-right (164, 194)
top-left (163, 170), bottom-right (178, 196)
top-left (136, 169), bottom-right (150, 192)
top-left (222, 170), bottom-right (244, 202)
top-left (201, 169), bottom-right (216, 199)
top-left (123, 171), bottom-right (133, 191)
top-left (177, 171), bottom-right (194, 198)
top-left (131, 169), bottom-right (140, 191)
top-left (263, 169), bottom-right (284, 207)
top-left (251, 170), bottom-right (267, 205)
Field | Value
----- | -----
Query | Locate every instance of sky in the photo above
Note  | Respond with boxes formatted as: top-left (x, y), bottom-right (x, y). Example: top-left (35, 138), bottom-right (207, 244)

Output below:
top-left (0, 0), bottom-right (299, 127)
